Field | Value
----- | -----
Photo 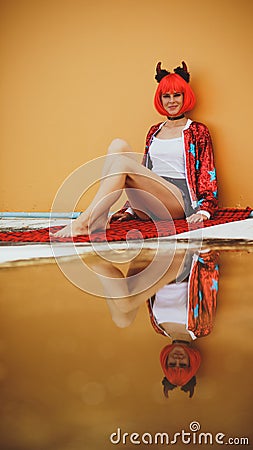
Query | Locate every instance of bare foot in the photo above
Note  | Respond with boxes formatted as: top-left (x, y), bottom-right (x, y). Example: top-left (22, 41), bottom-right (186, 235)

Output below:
top-left (50, 222), bottom-right (88, 238)
top-left (50, 216), bottom-right (110, 238)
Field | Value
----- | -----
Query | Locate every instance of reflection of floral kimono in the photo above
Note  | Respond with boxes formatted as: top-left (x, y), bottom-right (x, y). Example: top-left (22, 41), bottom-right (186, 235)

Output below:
top-left (147, 251), bottom-right (219, 338)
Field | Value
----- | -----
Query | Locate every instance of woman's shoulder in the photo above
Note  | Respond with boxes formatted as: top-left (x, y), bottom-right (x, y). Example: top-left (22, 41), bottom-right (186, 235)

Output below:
top-left (147, 122), bottom-right (164, 134)
top-left (145, 122), bottom-right (164, 146)
top-left (188, 120), bottom-right (211, 134)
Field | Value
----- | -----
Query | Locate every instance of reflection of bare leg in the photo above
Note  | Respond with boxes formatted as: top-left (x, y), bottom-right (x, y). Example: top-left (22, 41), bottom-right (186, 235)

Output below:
top-left (85, 258), bottom-right (129, 298)
top-left (86, 249), bottom-right (188, 323)
top-left (115, 250), bottom-right (188, 313)
top-left (84, 257), bottom-right (138, 328)
top-left (51, 138), bottom-right (184, 237)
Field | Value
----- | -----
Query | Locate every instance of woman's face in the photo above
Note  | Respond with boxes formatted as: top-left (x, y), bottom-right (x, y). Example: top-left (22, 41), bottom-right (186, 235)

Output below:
top-left (167, 345), bottom-right (189, 368)
top-left (161, 91), bottom-right (184, 116)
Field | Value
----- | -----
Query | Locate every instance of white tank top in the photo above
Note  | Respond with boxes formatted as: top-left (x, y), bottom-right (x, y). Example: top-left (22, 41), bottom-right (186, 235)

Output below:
top-left (153, 283), bottom-right (197, 340)
top-left (153, 283), bottom-right (188, 324)
top-left (149, 136), bottom-right (186, 179)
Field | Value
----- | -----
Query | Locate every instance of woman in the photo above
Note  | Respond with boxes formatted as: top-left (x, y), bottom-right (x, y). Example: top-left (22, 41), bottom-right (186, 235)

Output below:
top-left (53, 61), bottom-right (218, 237)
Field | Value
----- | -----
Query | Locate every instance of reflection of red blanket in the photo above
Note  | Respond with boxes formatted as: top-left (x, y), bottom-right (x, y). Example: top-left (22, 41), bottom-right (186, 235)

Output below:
top-left (147, 251), bottom-right (219, 339)
top-left (0, 208), bottom-right (251, 243)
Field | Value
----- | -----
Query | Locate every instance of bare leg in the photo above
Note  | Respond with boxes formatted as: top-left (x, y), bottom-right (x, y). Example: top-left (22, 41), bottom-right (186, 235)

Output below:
top-left (52, 139), bottom-right (184, 237)
top-left (51, 139), bottom-right (135, 237)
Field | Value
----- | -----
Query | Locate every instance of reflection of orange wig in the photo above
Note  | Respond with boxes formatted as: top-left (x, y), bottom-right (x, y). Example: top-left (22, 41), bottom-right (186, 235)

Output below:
top-left (160, 344), bottom-right (201, 386)
top-left (154, 73), bottom-right (196, 116)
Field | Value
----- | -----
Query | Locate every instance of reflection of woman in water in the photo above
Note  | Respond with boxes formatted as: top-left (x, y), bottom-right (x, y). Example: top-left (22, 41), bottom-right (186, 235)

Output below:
top-left (53, 61), bottom-right (218, 237)
top-left (148, 250), bottom-right (219, 397)
top-left (85, 250), bottom-right (219, 398)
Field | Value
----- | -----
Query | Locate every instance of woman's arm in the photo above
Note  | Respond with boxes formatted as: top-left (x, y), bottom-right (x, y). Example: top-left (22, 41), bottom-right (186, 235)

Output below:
top-left (195, 125), bottom-right (218, 217)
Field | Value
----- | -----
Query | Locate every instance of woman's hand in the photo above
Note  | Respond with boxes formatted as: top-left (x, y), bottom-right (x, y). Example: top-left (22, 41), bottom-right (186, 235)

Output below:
top-left (110, 211), bottom-right (134, 222)
top-left (186, 213), bottom-right (208, 224)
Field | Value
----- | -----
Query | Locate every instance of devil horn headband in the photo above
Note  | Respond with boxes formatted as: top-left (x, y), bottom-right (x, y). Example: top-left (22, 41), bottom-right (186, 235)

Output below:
top-left (155, 62), bottom-right (170, 83)
top-left (155, 61), bottom-right (190, 83)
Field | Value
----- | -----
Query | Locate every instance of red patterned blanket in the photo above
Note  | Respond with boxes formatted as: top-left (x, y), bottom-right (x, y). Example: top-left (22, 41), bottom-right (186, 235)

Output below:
top-left (0, 208), bottom-right (251, 243)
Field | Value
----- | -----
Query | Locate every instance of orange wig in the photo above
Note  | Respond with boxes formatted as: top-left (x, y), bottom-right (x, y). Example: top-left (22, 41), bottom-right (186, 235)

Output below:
top-left (154, 62), bottom-right (196, 116)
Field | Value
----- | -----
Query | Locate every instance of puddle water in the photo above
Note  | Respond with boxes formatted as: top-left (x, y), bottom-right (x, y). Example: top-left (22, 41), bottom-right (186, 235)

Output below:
top-left (0, 248), bottom-right (252, 449)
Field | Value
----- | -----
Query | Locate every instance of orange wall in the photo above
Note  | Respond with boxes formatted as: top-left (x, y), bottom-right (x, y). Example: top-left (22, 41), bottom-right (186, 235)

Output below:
top-left (1, 0), bottom-right (252, 211)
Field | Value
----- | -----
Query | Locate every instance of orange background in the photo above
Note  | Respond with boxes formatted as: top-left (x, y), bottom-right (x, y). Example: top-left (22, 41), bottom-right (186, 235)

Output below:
top-left (1, 0), bottom-right (252, 212)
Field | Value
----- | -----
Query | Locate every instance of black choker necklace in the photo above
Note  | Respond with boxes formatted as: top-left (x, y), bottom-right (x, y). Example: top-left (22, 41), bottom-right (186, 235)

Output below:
top-left (167, 114), bottom-right (185, 121)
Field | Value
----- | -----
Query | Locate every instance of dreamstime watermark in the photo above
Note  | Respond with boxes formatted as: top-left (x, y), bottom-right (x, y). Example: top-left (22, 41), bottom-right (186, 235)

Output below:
top-left (49, 153), bottom-right (204, 297)
top-left (109, 421), bottom-right (250, 446)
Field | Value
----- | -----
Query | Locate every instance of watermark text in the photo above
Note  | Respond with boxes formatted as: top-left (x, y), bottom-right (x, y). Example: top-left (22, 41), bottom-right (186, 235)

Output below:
top-left (109, 422), bottom-right (250, 446)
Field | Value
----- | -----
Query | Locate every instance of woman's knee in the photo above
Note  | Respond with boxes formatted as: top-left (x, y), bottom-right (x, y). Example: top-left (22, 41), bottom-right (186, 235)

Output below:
top-left (108, 153), bottom-right (134, 173)
top-left (107, 138), bottom-right (132, 154)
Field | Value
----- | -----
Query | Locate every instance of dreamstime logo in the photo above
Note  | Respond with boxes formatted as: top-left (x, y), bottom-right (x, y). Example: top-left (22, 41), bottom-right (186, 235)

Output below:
top-left (49, 153), bottom-right (204, 298)
top-left (109, 421), bottom-right (250, 446)
top-left (189, 421), bottom-right (201, 432)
